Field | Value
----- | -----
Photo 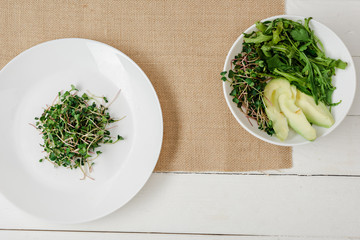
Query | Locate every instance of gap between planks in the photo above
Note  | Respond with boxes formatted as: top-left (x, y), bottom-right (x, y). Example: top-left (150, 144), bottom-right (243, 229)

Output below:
top-left (0, 228), bottom-right (354, 239)
top-left (0, 228), bottom-right (269, 236)
top-left (153, 172), bottom-right (360, 177)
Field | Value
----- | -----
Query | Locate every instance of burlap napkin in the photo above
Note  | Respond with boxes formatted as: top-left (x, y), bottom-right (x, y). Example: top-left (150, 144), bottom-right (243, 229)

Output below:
top-left (0, 0), bottom-right (291, 172)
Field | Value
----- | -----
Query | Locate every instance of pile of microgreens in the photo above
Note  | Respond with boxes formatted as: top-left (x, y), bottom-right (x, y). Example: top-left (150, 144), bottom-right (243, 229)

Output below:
top-left (221, 43), bottom-right (275, 135)
top-left (32, 85), bottom-right (123, 180)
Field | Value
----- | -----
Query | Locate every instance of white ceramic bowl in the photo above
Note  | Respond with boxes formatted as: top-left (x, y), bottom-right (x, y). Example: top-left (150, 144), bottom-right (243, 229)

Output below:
top-left (223, 15), bottom-right (356, 146)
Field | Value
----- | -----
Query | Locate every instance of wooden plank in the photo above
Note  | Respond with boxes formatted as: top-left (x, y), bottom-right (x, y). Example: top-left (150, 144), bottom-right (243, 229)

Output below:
top-left (0, 230), bottom-right (264, 240)
top-left (0, 230), bottom-right (353, 240)
top-left (291, 116), bottom-right (360, 174)
top-left (286, 0), bottom-right (360, 56)
top-left (261, 115), bottom-right (360, 175)
top-left (0, 174), bottom-right (360, 238)
top-left (349, 57), bottom-right (360, 115)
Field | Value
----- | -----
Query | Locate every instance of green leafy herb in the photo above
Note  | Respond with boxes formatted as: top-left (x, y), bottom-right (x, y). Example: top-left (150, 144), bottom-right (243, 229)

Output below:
top-left (33, 86), bottom-right (124, 180)
top-left (244, 32), bottom-right (273, 44)
top-left (290, 27), bottom-right (310, 42)
top-left (222, 43), bottom-right (275, 135)
top-left (243, 17), bottom-right (346, 106)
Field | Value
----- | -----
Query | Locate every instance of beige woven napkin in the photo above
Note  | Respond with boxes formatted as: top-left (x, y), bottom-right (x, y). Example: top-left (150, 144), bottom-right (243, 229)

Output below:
top-left (0, 0), bottom-right (291, 172)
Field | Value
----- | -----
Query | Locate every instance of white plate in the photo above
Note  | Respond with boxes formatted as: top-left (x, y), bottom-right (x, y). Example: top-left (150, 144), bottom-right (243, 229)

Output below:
top-left (0, 38), bottom-right (163, 223)
top-left (223, 15), bottom-right (356, 146)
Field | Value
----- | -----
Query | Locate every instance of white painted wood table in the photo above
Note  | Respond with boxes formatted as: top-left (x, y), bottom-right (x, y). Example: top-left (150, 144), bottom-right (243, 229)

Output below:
top-left (1, 1), bottom-right (359, 239)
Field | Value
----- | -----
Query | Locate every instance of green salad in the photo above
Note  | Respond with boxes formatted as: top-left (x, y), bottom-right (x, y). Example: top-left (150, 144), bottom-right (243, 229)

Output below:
top-left (221, 17), bottom-right (347, 141)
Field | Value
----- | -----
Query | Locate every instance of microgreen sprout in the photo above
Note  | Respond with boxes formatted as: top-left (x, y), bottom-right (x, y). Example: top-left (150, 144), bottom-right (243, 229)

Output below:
top-left (32, 85), bottom-right (124, 180)
top-left (222, 43), bottom-right (275, 135)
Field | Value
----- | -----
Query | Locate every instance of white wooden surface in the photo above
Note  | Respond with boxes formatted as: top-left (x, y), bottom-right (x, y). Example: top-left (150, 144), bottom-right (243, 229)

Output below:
top-left (1, 0), bottom-right (359, 239)
top-left (2, 231), bottom-right (350, 240)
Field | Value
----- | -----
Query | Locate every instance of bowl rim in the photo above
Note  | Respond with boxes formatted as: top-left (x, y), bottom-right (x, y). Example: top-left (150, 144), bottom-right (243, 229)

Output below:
top-left (222, 14), bottom-right (356, 146)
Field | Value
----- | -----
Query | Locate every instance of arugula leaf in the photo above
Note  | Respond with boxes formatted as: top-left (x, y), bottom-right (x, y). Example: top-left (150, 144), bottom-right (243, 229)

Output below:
top-left (335, 59), bottom-right (347, 69)
top-left (266, 54), bottom-right (287, 71)
top-left (255, 21), bottom-right (267, 32)
top-left (290, 27), bottom-right (310, 42)
top-left (244, 32), bottom-right (272, 44)
top-left (272, 21), bottom-right (283, 44)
